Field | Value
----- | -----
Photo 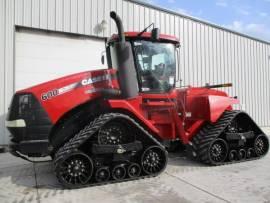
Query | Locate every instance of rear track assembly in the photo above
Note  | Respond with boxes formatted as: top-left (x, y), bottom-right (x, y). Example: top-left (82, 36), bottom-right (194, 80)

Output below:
top-left (190, 110), bottom-right (269, 166)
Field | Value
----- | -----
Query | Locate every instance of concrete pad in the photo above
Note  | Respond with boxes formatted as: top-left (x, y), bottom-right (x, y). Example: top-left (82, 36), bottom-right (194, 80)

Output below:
top-left (0, 152), bottom-right (29, 169)
top-left (0, 154), bottom-right (38, 203)
top-left (1, 150), bottom-right (270, 203)
top-left (166, 154), bottom-right (270, 203)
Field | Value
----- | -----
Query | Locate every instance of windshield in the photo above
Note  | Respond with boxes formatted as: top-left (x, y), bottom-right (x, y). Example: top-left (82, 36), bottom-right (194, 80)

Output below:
top-left (133, 40), bottom-right (176, 92)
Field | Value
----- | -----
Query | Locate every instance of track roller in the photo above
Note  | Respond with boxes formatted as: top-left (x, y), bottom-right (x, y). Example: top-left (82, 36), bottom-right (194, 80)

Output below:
top-left (228, 150), bottom-right (238, 161)
top-left (127, 163), bottom-right (141, 178)
top-left (238, 149), bottom-right (246, 160)
top-left (55, 151), bottom-right (94, 188)
top-left (95, 167), bottom-right (110, 182)
top-left (247, 148), bottom-right (254, 159)
top-left (112, 164), bottom-right (126, 180)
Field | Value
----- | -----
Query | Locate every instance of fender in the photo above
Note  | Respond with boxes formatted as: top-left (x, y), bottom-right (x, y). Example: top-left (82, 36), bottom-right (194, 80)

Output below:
top-left (208, 95), bottom-right (239, 123)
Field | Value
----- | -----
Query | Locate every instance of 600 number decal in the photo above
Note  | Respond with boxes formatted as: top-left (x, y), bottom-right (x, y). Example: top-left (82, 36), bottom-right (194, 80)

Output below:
top-left (41, 89), bottom-right (59, 101)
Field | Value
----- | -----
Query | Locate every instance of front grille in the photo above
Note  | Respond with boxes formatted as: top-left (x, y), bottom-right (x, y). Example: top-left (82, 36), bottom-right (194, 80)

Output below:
top-left (7, 93), bottom-right (52, 141)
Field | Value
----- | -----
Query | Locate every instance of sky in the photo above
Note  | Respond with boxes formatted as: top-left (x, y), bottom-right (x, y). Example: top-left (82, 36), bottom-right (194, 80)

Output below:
top-left (139, 0), bottom-right (270, 42)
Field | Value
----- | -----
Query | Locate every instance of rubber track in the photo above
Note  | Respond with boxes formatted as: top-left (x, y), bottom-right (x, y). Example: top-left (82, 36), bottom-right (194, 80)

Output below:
top-left (53, 113), bottom-right (168, 188)
top-left (191, 110), bottom-right (266, 166)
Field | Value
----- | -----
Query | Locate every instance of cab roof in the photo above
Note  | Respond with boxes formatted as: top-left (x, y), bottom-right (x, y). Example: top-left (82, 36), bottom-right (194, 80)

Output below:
top-left (108, 32), bottom-right (180, 45)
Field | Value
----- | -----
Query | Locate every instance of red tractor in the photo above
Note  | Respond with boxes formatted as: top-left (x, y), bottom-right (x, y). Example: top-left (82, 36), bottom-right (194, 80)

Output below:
top-left (6, 12), bottom-right (269, 188)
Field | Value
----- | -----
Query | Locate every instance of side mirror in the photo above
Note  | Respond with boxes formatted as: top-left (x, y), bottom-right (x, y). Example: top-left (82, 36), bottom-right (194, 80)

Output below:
top-left (101, 51), bottom-right (106, 65)
top-left (151, 28), bottom-right (160, 41)
top-left (101, 55), bottom-right (105, 65)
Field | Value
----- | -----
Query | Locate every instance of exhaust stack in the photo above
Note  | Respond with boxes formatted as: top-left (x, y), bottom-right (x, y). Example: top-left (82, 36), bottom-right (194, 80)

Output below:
top-left (110, 11), bottom-right (125, 43)
top-left (110, 11), bottom-right (138, 99)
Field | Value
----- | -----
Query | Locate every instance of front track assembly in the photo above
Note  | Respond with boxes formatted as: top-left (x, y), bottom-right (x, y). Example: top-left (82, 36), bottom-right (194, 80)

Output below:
top-left (190, 110), bottom-right (269, 165)
top-left (53, 113), bottom-right (168, 188)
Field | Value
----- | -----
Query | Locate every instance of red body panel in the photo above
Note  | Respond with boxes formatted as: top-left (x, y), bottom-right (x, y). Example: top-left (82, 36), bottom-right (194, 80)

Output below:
top-left (109, 32), bottom-right (180, 44)
top-left (17, 69), bottom-right (238, 145)
top-left (19, 69), bottom-right (119, 123)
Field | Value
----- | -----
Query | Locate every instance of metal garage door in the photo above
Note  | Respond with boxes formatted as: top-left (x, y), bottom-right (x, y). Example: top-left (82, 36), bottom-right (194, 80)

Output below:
top-left (15, 29), bottom-right (106, 91)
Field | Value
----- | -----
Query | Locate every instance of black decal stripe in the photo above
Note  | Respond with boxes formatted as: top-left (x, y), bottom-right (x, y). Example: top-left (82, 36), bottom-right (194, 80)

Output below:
top-left (41, 73), bottom-right (118, 101)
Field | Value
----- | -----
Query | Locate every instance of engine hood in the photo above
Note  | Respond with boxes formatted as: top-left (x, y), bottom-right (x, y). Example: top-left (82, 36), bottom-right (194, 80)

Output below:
top-left (17, 69), bottom-right (117, 94)
top-left (16, 69), bottom-right (119, 123)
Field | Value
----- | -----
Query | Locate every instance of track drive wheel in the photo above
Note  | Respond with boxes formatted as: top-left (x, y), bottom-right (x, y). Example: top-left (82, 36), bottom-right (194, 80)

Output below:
top-left (55, 151), bottom-right (93, 188)
top-left (141, 146), bottom-right (167, 175)
top-left (98, 121), bottom-right (133, 145)
top-left (254, 134), bottom-right (269, 157)
top-left (208, 138), bottom-right (228, 165)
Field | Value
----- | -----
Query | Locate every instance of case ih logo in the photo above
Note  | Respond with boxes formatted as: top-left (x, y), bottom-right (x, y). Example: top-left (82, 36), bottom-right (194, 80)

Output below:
top-left (81, 74), bottom-right (111, 86)
top-left (41, 74), bottom-right (114, 101)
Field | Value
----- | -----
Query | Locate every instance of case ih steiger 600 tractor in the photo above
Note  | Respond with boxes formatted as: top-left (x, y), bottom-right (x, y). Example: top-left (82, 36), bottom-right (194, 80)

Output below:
top-left (6, 12), bottom-right (269, 188)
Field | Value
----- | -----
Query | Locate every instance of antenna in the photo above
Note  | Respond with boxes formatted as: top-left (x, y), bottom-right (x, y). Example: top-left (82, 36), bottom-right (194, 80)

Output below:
top-left (137, 23), bottom-right (155, 37)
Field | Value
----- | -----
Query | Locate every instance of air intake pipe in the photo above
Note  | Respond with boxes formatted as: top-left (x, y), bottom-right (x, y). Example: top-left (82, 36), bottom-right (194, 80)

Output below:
top-left (110, 11), bottom-right (138, 99)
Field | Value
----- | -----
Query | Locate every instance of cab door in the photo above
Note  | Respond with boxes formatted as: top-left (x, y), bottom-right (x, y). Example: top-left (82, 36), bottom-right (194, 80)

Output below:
top-left (133, 40), bottom-right (180, 140)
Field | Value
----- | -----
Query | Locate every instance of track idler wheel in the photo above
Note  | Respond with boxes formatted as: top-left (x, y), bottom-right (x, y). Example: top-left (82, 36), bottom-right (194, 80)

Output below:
top-left (127, 163), bottom-right (141, 178)
top-left (228, 150), bottom-right (238, 162)
top-left (141, 146), bottom-right (167, 175)
top-left (208, 138), bottom-right (228, 164)
top-left (55, 151), bottom-right (93, 188)
top-left (238, 149), bottom-right (246, 160)
top-left (95, 167), bottom-right (110, 182)
top-left (254, 134), bottom-right (269, 157)
top-left (112, 164), bottom-right (126, 180)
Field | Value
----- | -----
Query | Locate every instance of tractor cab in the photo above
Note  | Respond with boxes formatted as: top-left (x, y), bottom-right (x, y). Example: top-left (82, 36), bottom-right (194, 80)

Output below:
top-left (106, 12), bottom-right (180, 98)
top-left (109, 33), bottom-right (179, 93)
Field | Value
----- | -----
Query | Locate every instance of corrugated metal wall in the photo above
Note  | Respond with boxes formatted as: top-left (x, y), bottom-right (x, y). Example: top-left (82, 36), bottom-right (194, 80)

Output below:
top-left (0, 0), bottom-right (269, 144)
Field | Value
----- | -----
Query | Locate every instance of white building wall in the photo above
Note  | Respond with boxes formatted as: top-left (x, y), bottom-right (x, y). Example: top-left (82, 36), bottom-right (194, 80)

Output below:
top-left (0, 0), bottom-right (6, 145)
top-left (0, 0), bottom-right (270, 144)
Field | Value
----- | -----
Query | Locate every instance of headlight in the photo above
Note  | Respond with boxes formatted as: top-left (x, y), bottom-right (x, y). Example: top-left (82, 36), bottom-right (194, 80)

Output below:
top-left (7, 93), bottom-right (35, 121)
top-left (18, 94), bottom-right (32, 116)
